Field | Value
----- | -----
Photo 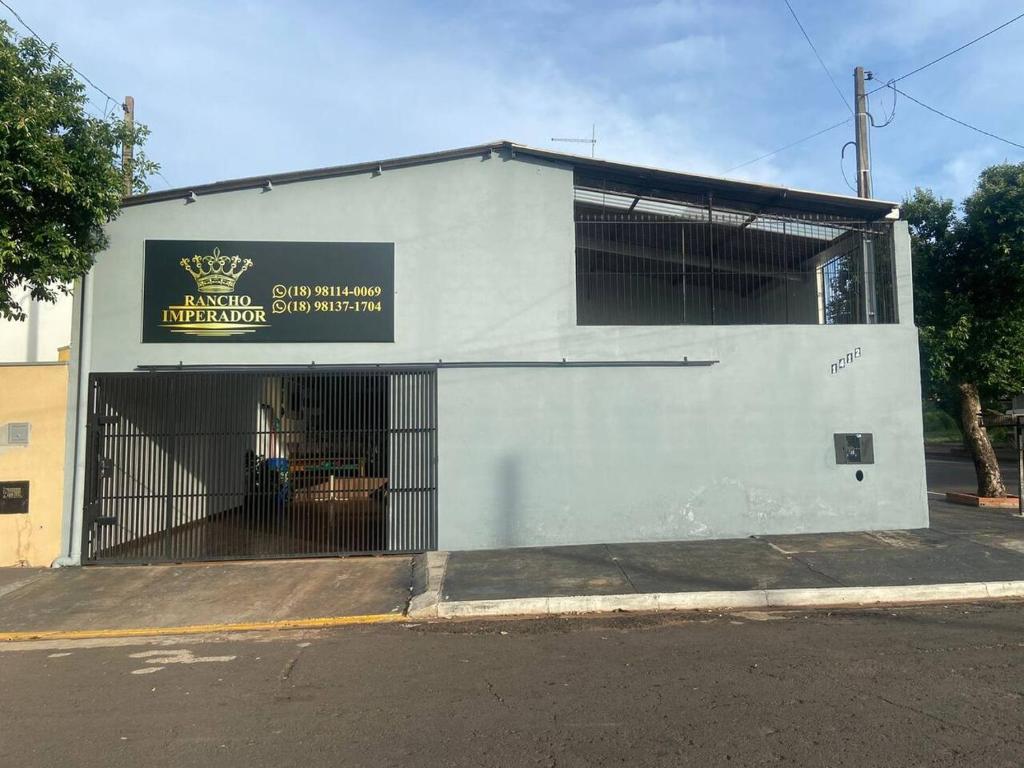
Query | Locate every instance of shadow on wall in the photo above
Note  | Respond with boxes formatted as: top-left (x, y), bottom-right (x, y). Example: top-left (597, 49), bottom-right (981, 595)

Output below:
top-left (500, 453), bottom-right (520, 548)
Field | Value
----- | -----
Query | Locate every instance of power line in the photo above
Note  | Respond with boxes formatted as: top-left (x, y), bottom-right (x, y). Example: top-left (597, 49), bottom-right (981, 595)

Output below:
top-left (869, 10), bottom-right (1024, 94)
top-left (783, 0), bottom-right (852, 113)
top-left (839, 141), bottom-right (857, 193)
top-left (725, 117), bottom-right (851, 173)
top-left (0, 0), bottom-right (119, 106)
top-left (889, 84), bottom-right (1024, 151)
top-left (726, 9), bottom-right (1024, 174)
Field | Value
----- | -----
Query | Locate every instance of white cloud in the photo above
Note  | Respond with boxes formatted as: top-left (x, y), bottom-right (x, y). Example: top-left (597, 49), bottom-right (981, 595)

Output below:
top-left (13, 0), bottom-right (1024, 203)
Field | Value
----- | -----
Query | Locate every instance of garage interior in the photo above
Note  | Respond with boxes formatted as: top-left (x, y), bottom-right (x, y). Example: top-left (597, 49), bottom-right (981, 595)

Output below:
top-left (82, 368), bottom-right (436, 563)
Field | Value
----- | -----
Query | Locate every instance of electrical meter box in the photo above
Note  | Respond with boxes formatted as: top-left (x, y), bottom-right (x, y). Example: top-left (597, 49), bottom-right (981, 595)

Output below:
top-left (834, 433), bottom-right (874, 464)
top-left (0, 481), bottom-right (29, 514)
top-left (5, 422), bottom-right (29, 446)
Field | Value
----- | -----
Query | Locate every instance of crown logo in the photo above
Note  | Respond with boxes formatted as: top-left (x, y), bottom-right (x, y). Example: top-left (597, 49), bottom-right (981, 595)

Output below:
top-left (180, 248), bottom-right (253, 294)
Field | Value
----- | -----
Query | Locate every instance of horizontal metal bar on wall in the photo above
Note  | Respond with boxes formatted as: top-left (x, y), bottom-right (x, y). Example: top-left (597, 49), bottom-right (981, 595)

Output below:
top-left (436, 360), bottom-right (718, 368)
top-left (133, 360), bottom-right (719, 373)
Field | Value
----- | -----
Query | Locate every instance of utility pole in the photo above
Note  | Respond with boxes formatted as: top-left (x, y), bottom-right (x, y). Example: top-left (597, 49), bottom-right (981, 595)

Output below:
top-left (853, 68), bottom-right (871, 198)
top-left (853, 68), bottom-right (877, 322)
top-left (122, 96), bottom-right (134, 197)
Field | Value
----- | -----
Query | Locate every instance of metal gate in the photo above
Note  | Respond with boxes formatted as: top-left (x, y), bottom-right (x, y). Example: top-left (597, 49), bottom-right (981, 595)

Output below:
top-left (82, 367), bottom-right (437, 564)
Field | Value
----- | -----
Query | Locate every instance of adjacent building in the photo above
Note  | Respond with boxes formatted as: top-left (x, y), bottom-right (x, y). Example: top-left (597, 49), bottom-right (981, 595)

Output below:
top-left (0, 293), bottom-right (73, 566)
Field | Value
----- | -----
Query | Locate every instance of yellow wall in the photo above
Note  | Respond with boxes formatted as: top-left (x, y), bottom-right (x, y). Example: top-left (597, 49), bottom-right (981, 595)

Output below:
top-left (0, 363), bottom-right (68, 566)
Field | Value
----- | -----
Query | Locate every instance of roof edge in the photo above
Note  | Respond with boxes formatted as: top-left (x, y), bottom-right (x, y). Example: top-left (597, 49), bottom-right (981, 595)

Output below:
top-left (122, 139), bottom-right (899, 218)
top-left (122, 141), bottom-right (510, 207)
top-left (508, 143), bottom-right (899, 216)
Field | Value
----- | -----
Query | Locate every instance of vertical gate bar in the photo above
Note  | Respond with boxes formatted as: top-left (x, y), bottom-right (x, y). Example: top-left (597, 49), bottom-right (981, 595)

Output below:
top-left (81, 376), bottom-right (94, 561)
top-left (219, 371), bottom-right (230, 559)
top-left (415, 370), bottom-right (422, 551)
top-left (118, 376), bottom-right (130, 555)
top-left (302, 373), bottom-right (310, 556)
top-left (147, 375), bottom-right (158, 559)
top-left (429, 368), bottom-right (436, 550)
top-left (414, 370), bottom-right (421, 551)
top-left (189, 372), bottom-right (199, 561)
top-left (211, 371), bottom-right (221, 560)
top-left (182, 373), bottom-right (192, 561)
top-left (398, 370), bottom-right (406, 551)
top-left (373, 371), bottom-right (380, 552)
top-left (348, 369), bottom-right (353, 553)
top-left (364, 369), bottom-right (370, 553)
top-left (203, 371), bottom-right (212, 560)
top-left (209, 371), bottom-right (218, 560)
top-left (160, 375), bottom-right (171, 561)
top-left (138, 378), bottom-right (149, 559)
top-left (406, 371), bottom-right (413, 552)
top-left (383, 370), bottom-right (389, 552)
top-left (192, 372), bottom-right (202, 560)
top-left (374, 370), bottom-right (380, 552)
top-left (258, 373), bottom-right (267, 558)
top-left (424, 369), bottom-right (430, 551)
top-left (180, 374), bottom-right (190, 562)
top-left (374, 370), bottom-right (382, 552)
top-left (87, 376), bottom-right (100, 559)
top-left (356, 370), bottom-right (363, 554)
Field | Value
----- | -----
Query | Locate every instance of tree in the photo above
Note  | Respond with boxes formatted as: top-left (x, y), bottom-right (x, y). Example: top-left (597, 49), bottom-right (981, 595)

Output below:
top-left (906, 164), bottom-right (1024, 497)
top-left (0, 21), bottom-right (158, 321)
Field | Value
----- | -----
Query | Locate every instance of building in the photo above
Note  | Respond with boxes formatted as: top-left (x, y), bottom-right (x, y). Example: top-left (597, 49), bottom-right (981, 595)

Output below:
top-left (0, 292), bottom-right (73, 566)
top-left (56, 141), bottom-right (927, 565)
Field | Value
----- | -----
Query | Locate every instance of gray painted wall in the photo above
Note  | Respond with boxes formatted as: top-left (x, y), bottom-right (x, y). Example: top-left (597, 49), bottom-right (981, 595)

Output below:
top-left (66, 151), bottom-right (928, 556)
top-left (437, 323), bottom-right (926, 549)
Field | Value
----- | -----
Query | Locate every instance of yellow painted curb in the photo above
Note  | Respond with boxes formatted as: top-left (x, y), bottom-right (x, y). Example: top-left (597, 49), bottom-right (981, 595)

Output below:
top-left (0, 612), bottom-right (407, 643)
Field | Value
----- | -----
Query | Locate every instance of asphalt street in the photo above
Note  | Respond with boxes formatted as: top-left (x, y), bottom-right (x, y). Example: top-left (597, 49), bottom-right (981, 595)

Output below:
top-left (926, 450), bottom-right (1019, 495)
top-left (3, 602), bottom-right (1024, 767)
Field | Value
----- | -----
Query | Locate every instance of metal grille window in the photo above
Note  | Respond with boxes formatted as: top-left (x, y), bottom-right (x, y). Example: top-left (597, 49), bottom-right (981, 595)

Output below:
top-left (574, 186), bottom-right (897, 326)
top-left (83, 368), bottom-right (436, 564)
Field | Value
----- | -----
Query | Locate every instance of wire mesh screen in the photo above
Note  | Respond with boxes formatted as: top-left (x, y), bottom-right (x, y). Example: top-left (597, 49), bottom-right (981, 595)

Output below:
top-left (83, 368), bottom-right (437, 564)
top-left (574, 188), bottom-right (897, 326)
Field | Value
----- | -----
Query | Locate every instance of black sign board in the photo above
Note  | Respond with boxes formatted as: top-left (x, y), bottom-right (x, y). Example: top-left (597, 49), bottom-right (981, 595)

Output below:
top-left (0, 481), bottom-right (29, 514)
top-left (142, 241), bottom-right (394, 343)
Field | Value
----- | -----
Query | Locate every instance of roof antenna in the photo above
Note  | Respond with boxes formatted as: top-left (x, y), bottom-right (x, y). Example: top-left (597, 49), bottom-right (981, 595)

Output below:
top-left (551, 123), bottom-right (597, 158)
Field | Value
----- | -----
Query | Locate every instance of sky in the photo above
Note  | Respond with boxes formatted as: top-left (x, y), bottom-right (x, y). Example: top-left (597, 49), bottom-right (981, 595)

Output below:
top-left (9, 0), bottom-right (1024, 204)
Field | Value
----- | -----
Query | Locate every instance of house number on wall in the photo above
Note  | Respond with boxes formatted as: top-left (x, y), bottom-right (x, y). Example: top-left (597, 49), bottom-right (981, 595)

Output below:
top-left (831, 347), bottom-right (862, 375)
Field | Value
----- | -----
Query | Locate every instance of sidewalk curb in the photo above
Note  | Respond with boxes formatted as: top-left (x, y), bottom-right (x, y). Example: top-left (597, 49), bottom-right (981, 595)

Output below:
top-left (0, 612), bottom-right (407, 643)
top-left (434, 580), bottom-right (1024, 618)
top-left (408, 551), bottom-right (449, 619)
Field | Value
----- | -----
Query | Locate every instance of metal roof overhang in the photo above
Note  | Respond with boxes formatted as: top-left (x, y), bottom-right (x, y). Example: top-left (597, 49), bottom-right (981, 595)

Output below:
top-left (122, 140), bottom-right (899, 221)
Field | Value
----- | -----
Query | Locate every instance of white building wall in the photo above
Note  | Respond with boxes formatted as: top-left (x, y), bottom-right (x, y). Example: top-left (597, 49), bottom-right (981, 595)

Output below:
top-left (0, 292), bottom-right (73, 363)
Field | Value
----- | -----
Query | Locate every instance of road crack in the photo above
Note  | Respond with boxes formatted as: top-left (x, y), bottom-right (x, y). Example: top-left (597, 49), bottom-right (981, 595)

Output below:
top-left (877, 694), bottom-right (1024, 747)
top-left (484, 678), bottom-right (508, 707)
top-left (604, 544), bottom-right (639, 593)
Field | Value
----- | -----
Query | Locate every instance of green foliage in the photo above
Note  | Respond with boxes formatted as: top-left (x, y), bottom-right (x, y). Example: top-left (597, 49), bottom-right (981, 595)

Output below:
top-left (0, 21), bottom-right (159, 321)
top-left (906, 164), bottom-right (1024, 420)
top-left (921, 401), bottom-right (961, 442)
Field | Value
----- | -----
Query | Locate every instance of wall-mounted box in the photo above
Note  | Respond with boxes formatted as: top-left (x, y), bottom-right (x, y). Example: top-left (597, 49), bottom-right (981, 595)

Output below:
top-left (0, 481), bottom-right (29, 514)
top-left (6, 422), bottom-right (29, 446)
top-left (834, 433), bottom-right (874, 464)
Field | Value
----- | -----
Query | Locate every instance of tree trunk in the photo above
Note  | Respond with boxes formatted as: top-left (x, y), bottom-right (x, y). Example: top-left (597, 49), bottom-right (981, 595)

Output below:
top-left (958, 382), bottom-right (1007, 498)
